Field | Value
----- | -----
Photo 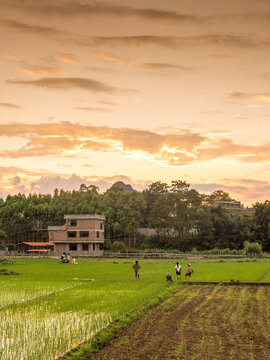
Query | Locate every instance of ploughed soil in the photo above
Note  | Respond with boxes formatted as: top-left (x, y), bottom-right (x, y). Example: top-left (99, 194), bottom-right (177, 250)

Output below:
top-left (91, 285), bottom-right (270, 360)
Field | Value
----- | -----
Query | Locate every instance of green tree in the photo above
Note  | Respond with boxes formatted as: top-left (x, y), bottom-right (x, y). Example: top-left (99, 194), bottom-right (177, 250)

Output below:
top-left (234, 211), bottom-right (254, 246)
top-left (209, 190), bottom-right (235, 202)
top-left (100, 187), bottom-right (146, 240)
top-left (0, 229), bottom-right (8, 249)
top-left (150, 181), bottom-right (203, 250)
top-left (253, 201), bottom-right (270, 251)
top-left (142, 181), bottom-right (169, 226)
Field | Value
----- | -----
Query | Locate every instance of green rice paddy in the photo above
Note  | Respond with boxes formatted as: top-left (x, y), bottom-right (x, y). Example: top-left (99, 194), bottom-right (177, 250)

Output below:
top-left (0, 257), bottom-right (270, 359)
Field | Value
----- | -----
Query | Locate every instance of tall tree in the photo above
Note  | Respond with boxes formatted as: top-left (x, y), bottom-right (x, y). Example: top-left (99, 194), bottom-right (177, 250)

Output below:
top-left (253, 201), bottom-right (270, 251)
top-left (210, 190), bottom-right (235, 202)
top-left (142, 181), bottom-right (169, 226)
top-left (150, 181), bottom-right (203, 249)
top-left (0, 229), bottom-right (8, 249)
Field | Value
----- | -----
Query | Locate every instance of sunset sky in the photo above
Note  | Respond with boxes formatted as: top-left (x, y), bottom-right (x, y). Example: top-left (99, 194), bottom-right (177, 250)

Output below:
top-left (1, 0), bottom-right (270, 205)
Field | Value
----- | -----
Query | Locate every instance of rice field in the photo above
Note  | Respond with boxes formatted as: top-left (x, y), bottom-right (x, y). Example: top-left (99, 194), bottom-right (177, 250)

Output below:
top-left (0, 257), bottom-right (270, 360)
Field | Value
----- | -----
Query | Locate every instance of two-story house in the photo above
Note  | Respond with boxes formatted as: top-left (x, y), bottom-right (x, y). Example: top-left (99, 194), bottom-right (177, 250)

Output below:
top-left (48, 214), bottom-right (105, 256)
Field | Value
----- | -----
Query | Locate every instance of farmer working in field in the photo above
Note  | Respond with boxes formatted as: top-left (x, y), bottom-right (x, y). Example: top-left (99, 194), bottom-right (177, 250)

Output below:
top-left (185, 263), bottom-right (193, 281)
top-left (132, 260), bottom-right (141, 280)
top-left (175, 262), bottom-right (181, 281)
top-left (166, 272), bottom-right (172, 281)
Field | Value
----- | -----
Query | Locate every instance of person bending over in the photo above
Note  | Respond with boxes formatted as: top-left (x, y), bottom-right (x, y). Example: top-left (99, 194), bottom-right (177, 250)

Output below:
top-left (166, 272), bottom-right (173, 281)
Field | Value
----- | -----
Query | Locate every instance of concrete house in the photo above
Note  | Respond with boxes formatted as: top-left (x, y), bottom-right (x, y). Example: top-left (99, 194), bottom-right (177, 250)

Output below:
top-left (48, 214), bottom-right (105, 256)
top-left (212, 200), bottom-right (255, 214)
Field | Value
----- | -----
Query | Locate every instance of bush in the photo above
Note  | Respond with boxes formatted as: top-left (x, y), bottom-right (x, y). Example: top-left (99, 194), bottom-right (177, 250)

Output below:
top-left (7, 244), bottom-right (16, 251)
top-left (111, 241), bottom-right (127, 252)
top-left (103, 239), bottom-right (113, 250)
top-left (243, 241), bottom-right (262, 257)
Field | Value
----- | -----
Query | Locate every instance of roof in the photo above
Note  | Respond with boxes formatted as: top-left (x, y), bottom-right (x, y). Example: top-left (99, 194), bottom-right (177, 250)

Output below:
top-left (64, 214), bottom-right (105, 220)
top-left (17, 242), bottom-right (54, 247)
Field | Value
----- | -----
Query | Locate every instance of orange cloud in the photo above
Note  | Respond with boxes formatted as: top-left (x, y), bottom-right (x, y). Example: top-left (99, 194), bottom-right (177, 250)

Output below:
top-left (1, 18), bottom-right (65, 36)
top-left (0, 166), bottom-right (151, 198)
top-left (0, 102), bottom-right (22, 109)
top-left (254, 93), bottom-right (270, 103)
top-left (94, 52), bottom-right (194, 72)
top-left (228, 92), bottom-right (270, 103)
top-left (191, 178), bottom-right (270, 205)
top-left (1, 165), bottom-right (269, 205)
top-left (94, 52), bottom-right (126, 65)
top-left (20, 65), bottom-right (64, 76)
top-left (0, 122), bottom-right (269, 167)
top-left (5, 54), bottom-right (23, 62)
top-left (140, 63), bottom-right (194, 71)
top-left (53, 52), bottom-right (78, 65)
top-left (0, 1), bottom-right (204, 24)
top-left (74, 107), bottom-right (112, 112)
top-left (7, 77), bottom-right (126, 93)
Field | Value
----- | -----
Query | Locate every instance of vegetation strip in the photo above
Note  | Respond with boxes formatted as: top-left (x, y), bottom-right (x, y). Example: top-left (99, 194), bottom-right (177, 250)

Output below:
top-left (183, 281), bottom-right (270, 286)
top-left (59, 283), bottom-right (178, 360)
top-left (0, 184), bottom-right (269, 255)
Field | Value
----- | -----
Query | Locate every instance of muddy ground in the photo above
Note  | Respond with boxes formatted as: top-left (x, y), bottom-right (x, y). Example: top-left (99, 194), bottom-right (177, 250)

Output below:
top-left (91, 285), bottom-right (270, 360)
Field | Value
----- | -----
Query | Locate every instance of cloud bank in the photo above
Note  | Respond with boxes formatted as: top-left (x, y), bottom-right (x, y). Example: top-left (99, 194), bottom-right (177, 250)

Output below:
top-left (0, 122), bottom-right (269, 167)
top-left (7, 77), bottom-right (126, 93)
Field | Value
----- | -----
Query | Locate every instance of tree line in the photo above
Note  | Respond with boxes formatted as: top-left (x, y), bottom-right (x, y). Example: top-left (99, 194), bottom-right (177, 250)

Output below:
top-left (0, 181), bottom-right (269, 252)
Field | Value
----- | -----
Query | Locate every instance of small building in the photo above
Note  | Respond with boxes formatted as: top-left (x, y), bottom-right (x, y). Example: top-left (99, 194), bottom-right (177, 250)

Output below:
top-left (48, 214), bottom-right (105, 256)
top-left (17, 242), bottom-right (54, 253)
top-left (212, 200), bottom-right (255, 214)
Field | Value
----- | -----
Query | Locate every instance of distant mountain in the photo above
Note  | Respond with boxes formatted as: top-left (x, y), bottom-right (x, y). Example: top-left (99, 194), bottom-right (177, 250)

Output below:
top-left (110, 181), bottom-right (134, 193)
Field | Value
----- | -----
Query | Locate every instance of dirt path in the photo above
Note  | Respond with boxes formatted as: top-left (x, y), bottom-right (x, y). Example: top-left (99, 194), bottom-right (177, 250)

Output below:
top-left (91, 285), bottom-right (270, 360)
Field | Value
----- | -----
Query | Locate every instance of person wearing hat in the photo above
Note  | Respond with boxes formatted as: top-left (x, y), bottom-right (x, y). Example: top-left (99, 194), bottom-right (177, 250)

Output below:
top-left (185, 263), bottom-right (193, 281)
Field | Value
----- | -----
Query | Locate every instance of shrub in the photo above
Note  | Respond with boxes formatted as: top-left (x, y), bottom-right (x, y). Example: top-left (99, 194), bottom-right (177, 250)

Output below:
top-left (103, 239), bottom-right (113, 250)
top-left (111, 241), bottom-right (126, 252)
top-left (243, 241), bottom-right (262, 257)
top-left (7, 243), bottom-right (16, 251)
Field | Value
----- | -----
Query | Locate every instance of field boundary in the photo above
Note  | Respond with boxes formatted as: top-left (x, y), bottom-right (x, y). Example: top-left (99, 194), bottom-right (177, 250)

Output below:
top-left (103, 253), bottom-right (246, 259)
top-left (2, 253), bottom-right (270, 259)
top-left (259, 267), bottom-right (270, 282)
top-left (183, 281), bottom-right (270, 286)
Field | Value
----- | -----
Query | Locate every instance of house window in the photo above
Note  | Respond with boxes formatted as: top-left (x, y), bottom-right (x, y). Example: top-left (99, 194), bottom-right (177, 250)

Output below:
top-left (100, 222), bottom-right (103, 230)
top-left (82, 243), bottom-right (89, 251)
top-left (96, 231), bottom-right (99, 238)
top-left (68, 231), bottom-right (77, 238)
top-left (92, 243), bottom-right (96, 251)
top-left (69, 244), bottom-right (77, 251)
top-left (70, 220), bottom-right (77, 226)
top-left (80, 231), bottom-right (89, 238)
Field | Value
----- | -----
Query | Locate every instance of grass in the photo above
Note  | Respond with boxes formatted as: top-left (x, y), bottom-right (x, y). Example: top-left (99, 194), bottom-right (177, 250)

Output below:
top-left (0, 257), bottom-right (269, 359)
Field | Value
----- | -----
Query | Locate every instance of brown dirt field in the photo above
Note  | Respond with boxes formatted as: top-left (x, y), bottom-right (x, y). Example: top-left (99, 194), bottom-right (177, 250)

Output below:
top-left (91, 285), bottom-right (270, 360)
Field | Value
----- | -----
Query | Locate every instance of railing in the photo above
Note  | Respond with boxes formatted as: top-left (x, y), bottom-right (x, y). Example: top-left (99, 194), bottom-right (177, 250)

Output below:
top-left (102, 252), bottom-right (245, 259)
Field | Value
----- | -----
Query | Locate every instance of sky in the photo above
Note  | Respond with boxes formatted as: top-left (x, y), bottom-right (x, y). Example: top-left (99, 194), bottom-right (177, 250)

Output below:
top-left (1, 0), bottom-right (270, 205)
